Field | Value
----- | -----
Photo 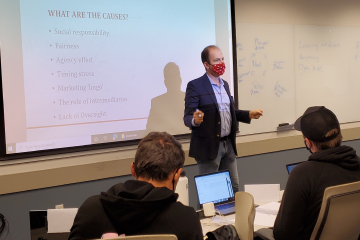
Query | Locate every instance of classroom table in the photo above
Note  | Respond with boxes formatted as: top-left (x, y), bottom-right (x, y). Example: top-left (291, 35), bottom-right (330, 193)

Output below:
top-left (200, 200), bottom-right (273, 236)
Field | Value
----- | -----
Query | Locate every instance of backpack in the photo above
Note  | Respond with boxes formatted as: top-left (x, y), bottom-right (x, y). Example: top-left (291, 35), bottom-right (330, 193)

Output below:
top-left (205, 224), bottom-right (241, 240)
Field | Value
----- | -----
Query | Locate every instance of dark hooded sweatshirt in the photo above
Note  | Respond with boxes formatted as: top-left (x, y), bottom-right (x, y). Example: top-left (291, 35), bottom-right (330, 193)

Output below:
top-left (273, 145), bottom-right (360, 240)
top-left (69, 180), bottom-right (203, 240)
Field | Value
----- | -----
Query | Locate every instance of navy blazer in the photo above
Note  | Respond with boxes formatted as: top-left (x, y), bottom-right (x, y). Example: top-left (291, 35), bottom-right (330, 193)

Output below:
top-left (184, 74), bottom-right (251, 162)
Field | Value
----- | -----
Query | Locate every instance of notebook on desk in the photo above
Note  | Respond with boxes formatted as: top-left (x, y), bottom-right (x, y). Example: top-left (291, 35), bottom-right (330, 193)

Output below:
top-left (194, 170), bottom-right (235, 215)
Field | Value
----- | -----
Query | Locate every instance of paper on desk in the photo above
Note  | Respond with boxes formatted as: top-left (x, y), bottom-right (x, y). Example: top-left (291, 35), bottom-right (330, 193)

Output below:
top-left (245, 184), bottom-right (280, 202)
top-left (200, 215), bottom-right (236, 236)
top-left (254, 202), bottom-right (281, 227)
top-left (47, 208), bottom-right (78, 233)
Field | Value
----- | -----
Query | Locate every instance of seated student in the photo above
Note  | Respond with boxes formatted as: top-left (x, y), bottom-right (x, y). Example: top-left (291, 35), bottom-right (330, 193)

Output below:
top-left (68, 132), bottom-right (203, 240)
top-left (273, 106), bottom-right (360, 240)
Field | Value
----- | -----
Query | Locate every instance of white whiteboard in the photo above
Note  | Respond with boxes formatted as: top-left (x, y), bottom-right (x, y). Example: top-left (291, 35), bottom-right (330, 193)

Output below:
top-left (236, 23), bottom-right (360, 135)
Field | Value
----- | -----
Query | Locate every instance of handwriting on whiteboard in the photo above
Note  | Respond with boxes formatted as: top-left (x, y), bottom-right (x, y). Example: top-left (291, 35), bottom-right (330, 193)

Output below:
top-left (274, 82), bottom-right (286, 98)
top-left (298, 64), bottom-right (323, 74)
top-left (273, 61), bottom-right (285, 70)
top-left (251, 81), bottom-right (263, 95)
top-left (255, 38), bottom-right (268, 50)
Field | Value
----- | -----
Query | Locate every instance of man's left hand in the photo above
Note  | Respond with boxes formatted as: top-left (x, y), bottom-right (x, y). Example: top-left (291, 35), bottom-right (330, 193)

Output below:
top-left (249, 109), bottom-right (263, 119)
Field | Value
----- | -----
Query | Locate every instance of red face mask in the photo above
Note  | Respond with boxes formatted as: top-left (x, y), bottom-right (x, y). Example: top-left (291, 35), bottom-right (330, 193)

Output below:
top-left (210, 62), bottom-right (226, 76)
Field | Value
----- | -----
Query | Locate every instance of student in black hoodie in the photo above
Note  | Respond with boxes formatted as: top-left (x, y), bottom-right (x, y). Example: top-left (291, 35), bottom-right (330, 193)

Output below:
top-left (273, 106), bottom-right (360, 240)
top-left (69, 132), bottom-right (203, 240)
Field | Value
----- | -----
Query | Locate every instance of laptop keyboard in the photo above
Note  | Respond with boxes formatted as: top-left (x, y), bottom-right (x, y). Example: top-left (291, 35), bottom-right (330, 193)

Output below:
top-left (216, 202), bottom-right (235, 210)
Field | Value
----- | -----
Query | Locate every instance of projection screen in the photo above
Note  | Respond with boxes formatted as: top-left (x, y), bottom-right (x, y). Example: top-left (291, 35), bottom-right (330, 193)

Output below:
top-left (0, 0), bottom-right (236, 157)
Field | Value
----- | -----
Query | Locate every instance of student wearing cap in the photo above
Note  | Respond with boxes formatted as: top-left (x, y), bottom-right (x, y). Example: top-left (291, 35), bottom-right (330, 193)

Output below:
top-left (273, 106), bottom-right (360, 240)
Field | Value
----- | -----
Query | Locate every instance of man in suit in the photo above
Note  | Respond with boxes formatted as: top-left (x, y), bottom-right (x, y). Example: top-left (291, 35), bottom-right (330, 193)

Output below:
top-left (184, 45), bottom-right (263, 192)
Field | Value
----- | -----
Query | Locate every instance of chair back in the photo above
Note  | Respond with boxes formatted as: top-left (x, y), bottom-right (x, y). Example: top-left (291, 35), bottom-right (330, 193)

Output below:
top-left (310, 180), bottom-right (360, 240)
top-left (234, 191), bottom-right (255, 240)
top-left (95, 234), bottom-right (178, 240)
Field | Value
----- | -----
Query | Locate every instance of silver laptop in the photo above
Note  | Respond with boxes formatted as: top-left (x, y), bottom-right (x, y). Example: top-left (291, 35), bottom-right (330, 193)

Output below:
top-left (194, 170), bottom-right (235, 215)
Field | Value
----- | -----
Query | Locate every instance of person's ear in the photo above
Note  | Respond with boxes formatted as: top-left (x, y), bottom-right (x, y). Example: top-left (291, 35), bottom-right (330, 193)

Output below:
top-left (304, 138), bottom-right (312, 148)
top-left (173, 168), bottom-right (183, 186)
top-left (203, 62), bottom-right (210, 70)
top-left (130, 162), bottom-right (137, 179)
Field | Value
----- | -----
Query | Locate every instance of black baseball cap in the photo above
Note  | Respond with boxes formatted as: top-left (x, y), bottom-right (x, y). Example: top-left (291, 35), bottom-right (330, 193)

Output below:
top-left (294, 106), bottom-right (340, 142)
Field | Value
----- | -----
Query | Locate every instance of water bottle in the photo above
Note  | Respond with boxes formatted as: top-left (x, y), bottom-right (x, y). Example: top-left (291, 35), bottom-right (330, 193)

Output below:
top-left (175, 170), bottom-right (189, 206)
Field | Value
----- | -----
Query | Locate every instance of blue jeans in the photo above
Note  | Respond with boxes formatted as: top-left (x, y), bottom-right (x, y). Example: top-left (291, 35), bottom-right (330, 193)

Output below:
top-left (196, 138), bottom-right (240, 193)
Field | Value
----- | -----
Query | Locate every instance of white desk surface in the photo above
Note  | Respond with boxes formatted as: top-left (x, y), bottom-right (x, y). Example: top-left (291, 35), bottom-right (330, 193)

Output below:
top-left (200, 200), bottom-right (272, 236)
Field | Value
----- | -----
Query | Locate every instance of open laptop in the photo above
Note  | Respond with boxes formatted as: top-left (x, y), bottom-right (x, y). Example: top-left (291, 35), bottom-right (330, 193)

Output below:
top-left (194, 170), bottom-right (235, 215)
top-left (286, 161), bottom-right (304, 174)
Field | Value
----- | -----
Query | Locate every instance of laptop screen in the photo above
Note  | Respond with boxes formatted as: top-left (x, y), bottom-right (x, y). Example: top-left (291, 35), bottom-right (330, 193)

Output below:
top-left (286, 161), bottom-right (303, 174)
top-left (194, 170), bottom-right (234, 206)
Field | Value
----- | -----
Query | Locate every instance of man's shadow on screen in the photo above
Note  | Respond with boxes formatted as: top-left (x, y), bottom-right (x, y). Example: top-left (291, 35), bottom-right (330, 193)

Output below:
top-left (145, 62), bottom-right (189, 135)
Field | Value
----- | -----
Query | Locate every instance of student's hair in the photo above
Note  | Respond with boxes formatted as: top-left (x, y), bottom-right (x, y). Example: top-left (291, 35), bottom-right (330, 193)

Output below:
top-left (312, 129), bottom-right (343, 150)
top-left (201, 45), bottom-right (219, 64)
top-left (134, 132), bottom-right (185, 181)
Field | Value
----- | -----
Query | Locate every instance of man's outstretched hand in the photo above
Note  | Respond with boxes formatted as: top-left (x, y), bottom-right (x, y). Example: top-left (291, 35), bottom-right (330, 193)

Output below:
top-left (249, 109), bottom-right (263, 119)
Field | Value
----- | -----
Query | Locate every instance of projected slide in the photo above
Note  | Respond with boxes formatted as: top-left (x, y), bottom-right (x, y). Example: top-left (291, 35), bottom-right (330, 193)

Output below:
top-left (0, 0), bottom-right (233, 154)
